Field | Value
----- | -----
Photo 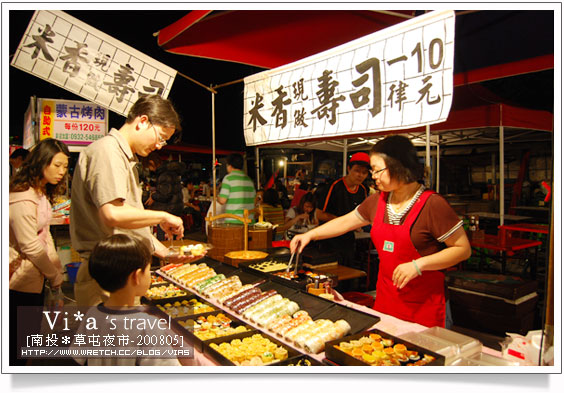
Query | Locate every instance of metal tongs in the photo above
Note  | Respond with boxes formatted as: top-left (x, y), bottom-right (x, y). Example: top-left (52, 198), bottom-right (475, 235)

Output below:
top-left (286, 240), bottom-right (301, 275)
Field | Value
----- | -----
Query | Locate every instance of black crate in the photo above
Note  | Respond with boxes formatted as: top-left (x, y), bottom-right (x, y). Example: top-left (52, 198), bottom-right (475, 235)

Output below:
top-left (203, 330), bottom-right (301, 366)
top-left (325, 328), bottom-right (445, 366)
top-left (312, 304), bottom-right (380, 335)
top-left (268, 354), bottom-right (324, 366)
top-left (175, 311), bottom-right (256, 352)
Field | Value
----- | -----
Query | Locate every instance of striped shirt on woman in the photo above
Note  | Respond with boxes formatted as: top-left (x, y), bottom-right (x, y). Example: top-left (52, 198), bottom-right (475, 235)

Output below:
top-left (218, 169), bottom-right (256, 224)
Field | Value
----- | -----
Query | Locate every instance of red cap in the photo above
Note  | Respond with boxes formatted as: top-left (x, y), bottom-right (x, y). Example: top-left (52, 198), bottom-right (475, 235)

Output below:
top-left (349, 152), bottom-right (370, 168)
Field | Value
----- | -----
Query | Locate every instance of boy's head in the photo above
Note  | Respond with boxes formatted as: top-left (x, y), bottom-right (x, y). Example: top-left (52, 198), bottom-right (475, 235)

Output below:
top-left (89, 234), bottom-right (152, 294)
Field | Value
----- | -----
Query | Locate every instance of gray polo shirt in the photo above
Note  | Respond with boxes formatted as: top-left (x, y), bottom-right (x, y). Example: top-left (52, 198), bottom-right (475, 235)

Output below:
top-left (70, 129), bottom-right (155, 258)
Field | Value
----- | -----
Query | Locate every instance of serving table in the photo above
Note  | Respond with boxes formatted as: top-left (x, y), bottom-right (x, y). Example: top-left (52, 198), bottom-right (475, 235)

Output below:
top-left (153, 257), bottom-right (503, 367)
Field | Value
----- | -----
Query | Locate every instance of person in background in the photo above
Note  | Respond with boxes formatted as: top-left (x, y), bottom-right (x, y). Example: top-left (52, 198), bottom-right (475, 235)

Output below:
top-left (9, 138), bottom-right (69, 365)
top-left (291, 135), bottom-right (471, 328)
top-left (70, 95), bottom-right (189, 307)
top-left (182, 181), bottom-right (202, 231)
top-left (150, 161), bottom-right (185, 240)
top-left (254, 189), bottom-right (264, 210)
top-left (9, 148), bottom-right (30, 177)
top-left (259, 188), bottom-right (286, 239)
top-left (290, 181), bottom-right (310, 209)
top-left (274, 179), bottom-right (291, 210)
top-left (216, 153), bottom-right (256, 224)
top-left (71, 234), bottom-right (198, 366)
top-left (280, 192), bottom-right (319, 239)
top-left (316, 152), bottom-right (370, 267)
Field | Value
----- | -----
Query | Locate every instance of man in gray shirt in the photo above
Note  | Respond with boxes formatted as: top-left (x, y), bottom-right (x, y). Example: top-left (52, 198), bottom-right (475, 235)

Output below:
top-left (71, 95), bottom-right (187, 306)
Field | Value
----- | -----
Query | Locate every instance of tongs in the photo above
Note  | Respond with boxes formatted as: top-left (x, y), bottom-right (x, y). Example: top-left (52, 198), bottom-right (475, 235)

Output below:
top-left (286, 240), bottom-right (301, 275)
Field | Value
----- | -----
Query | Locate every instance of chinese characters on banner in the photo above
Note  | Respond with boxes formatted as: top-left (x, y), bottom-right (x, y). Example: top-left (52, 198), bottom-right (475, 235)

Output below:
top-left (11, 10), bottom-right (177, 117)
top-left (38, 98), bottom-right (108, 145)
top-left (243, 10), bottom-right (455, 146)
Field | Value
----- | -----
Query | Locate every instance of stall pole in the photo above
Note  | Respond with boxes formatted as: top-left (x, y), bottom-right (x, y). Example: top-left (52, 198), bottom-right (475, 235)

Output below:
top-left (342, 139), bottom-right (348, 176)
top-left (255, 146), bottom-right (260, 189)
top-left (283, 157), bottom-right (287, 185)
top-left (492, 153), bottom-right (497, 200)
top-left (499, 105), bottom-right (505, 227)
top-left (211, 88), bottom-right (217, 218)
top-left (425, 125), bottom-right (431, 188)
top-left (435, 134), bottom-right (440, 192)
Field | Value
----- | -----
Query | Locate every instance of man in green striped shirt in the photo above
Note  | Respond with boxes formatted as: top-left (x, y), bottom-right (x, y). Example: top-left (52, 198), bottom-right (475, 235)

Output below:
top-left (217, 153), bottom-right (256, 224)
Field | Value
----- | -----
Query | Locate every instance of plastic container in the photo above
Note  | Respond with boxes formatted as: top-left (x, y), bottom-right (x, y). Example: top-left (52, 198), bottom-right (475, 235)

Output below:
top-left (464, 352), bottom-right (521, 366)
top-left (399, 327), bottom-right (482, 365)
top-left (422, 326), bottom-right (483, 358)
top-left (66, 262), bottom-right (81, 285)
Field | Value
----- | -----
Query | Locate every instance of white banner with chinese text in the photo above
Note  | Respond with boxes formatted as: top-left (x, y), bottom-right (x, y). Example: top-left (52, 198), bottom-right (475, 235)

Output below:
top-left (38, 98), bottom-right (108, 146)
top-left (244, 10), bottom-right (455, 146)
top-left (11, 10), bottom-right (177, 117)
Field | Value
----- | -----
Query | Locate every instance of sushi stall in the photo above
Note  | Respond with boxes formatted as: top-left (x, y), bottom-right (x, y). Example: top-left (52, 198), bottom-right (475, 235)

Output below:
top-left (146, 248), bottom-right (521, 367)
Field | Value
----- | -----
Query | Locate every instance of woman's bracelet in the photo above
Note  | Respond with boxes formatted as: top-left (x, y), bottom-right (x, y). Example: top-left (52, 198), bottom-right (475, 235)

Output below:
top-left (412, 260), bottom-right (423, 276)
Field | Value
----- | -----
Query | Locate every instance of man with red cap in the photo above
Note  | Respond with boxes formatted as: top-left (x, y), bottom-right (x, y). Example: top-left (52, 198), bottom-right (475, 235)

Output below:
top-left (316, 152), bottom-right (370, 267)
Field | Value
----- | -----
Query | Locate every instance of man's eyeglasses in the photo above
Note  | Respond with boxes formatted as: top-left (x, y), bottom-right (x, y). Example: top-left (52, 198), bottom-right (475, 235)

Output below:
top-left (150, 123), bottom-right (167, 148)
top-left (370, 167), bottom-right (387, 176)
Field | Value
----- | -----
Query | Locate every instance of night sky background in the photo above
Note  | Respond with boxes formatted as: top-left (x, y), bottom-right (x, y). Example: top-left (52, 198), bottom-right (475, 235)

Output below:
top-left (8, 9), bottom-right (555, 156)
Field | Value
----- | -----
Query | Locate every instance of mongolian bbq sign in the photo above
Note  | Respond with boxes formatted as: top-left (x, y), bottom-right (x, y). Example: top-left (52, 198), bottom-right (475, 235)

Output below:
top-left (37, 98), bottom-right (108, 145)
top-left (11, 10), bottom-right (177, 117)
top-left (243, 10), bottom-right (455, 146)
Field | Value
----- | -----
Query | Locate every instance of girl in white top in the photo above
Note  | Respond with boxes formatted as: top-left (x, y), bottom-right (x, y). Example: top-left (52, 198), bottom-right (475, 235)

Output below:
top-left (281, 192), bottom-right (319, 239)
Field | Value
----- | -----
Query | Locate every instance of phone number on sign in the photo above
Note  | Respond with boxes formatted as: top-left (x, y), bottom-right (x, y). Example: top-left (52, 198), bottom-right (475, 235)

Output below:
top-left (55, 133), bottom-right (104, 142)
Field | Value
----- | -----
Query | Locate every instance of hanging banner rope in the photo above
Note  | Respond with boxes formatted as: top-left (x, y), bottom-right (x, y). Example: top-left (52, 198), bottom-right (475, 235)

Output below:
top-left (243, 10), bottom-right (455, 146)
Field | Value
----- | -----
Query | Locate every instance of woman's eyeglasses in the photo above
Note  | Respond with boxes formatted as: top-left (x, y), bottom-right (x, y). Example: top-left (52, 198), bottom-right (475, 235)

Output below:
top-left (370, 167), bottom-right (387, 176)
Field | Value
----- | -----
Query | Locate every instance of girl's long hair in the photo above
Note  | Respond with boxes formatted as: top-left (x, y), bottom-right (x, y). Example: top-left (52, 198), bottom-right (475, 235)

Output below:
top-left (297, 192), bottom-right (317, 221)
top-left (10, 138), bottom-right (70, 203)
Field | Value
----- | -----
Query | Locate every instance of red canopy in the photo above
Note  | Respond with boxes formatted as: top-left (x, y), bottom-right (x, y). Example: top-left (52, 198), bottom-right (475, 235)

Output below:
top-left (157, 10), bottom-right (415, 68)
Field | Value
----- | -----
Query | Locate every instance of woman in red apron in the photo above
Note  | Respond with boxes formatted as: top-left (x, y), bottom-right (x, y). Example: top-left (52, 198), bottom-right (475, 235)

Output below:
top-left (290, 135), bottom-right (471, 328)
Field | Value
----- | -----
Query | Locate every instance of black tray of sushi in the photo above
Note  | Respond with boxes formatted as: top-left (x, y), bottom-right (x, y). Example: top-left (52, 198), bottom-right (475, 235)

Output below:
top-left (203, 330), bottom-right (301, 366)
top-left (257, 280), bottom-right (300, 299)
top-left (312, 303), bottom-right (380, 335)
top-left (175, 311), bottom-right (256, 352)
top-left (284, 290), bottom-right (335, 319)
top-left (268, 354), bottom-right (324, 366)
top-left (226, 269), bottom-right (265, 285)
top-left (325, 328), bottom-right (445, 366)
top-left (147, 294), bottom-right (217, 317)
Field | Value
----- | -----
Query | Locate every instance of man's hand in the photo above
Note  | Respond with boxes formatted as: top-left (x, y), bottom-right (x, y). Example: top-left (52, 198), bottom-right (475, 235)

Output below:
top-left (49, 272), bottom-right (63, 289)
top-left (159, 213), bottom-right (184, 239)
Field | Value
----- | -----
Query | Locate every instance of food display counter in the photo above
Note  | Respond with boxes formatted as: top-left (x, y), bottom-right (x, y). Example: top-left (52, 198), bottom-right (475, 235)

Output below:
top-left (147, 254), bottom-right (510, 367)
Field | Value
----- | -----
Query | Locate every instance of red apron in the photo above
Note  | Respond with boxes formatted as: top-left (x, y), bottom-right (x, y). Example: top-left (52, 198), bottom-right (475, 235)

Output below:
top-left (371, 190), bottom-right (445, 327)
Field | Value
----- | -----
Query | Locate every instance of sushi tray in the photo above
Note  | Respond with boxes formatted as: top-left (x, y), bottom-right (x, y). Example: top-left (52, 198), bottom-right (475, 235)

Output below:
top-left (225, 269), bottom-right (266, 286)
top-left (256, 280), bottom-right (299, 299)
top-left (325, 328), bottom-right (445, 366)
top-left (175, 311), bottom-right (256, 352)
top-left (203, 330), bottom-right (301, 366)
top-left (238, 256), bottom-right (291, 274)
top-left (311, 304), bottom-right (380, 336)
top-left (240, 258), bottom-right (337, 290)
top-left (268, 354), bottom-right (324, 366)
top-left (142, 283), bottom-right (189, 303)
top-left (148, 294), bottom-right (218, 317)
top-left (283, 290), bottom-right (337, 319)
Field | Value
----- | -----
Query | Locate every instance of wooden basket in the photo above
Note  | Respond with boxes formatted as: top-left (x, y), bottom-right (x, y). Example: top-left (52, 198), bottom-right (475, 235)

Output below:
top-left (207, 224), bottom-right (244, 262)
top-left (248, 227), bottom-right (273, 250)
